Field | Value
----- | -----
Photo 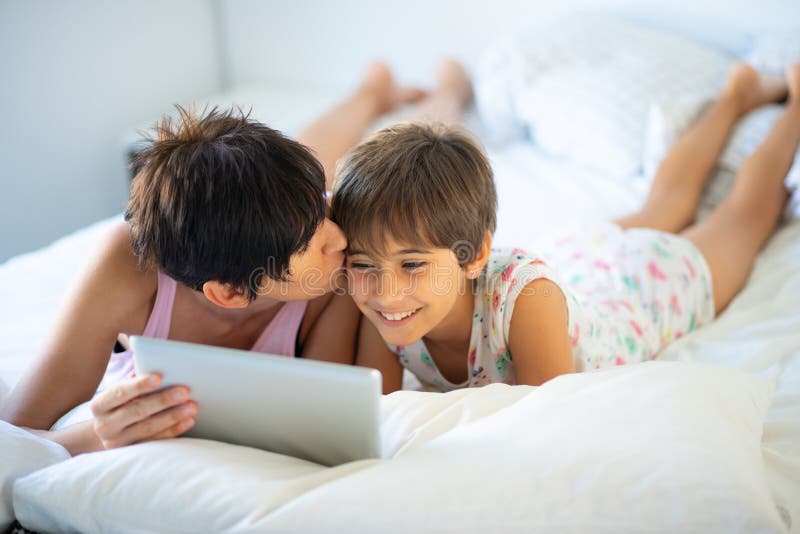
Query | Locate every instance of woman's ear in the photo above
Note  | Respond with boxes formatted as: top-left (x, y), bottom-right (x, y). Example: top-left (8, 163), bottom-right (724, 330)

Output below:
top-left (465, 231), bottom-right (492, 279)
top-left (202, 281), bottom-right (250, 309)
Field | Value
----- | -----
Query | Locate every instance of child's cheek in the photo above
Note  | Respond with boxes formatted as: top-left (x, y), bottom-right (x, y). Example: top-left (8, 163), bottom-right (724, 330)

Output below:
top-left (349, 272), bottom-right (373, 304)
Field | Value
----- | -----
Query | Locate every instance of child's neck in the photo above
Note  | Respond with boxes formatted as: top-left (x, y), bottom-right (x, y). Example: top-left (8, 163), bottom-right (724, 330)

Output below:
top-left (423, 278), bottom-right (476, 352)
top-left (420, 279), bottom-right (477, 384)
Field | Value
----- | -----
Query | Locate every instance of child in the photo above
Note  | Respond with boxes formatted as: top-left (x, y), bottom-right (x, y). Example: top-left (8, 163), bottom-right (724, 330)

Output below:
top-left (1, 63), bottom-right (426, 454)
top-left (332, 62), bottom-right (800, 393)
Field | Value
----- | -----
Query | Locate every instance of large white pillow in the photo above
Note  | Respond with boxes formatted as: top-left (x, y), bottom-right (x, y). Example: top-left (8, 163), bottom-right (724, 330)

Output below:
top-left (475, 14), bottom-right (732, 178)
top-left (0, 422), bottom-right (70, 531)
top-left (13, 362), bottom-right (784, 533)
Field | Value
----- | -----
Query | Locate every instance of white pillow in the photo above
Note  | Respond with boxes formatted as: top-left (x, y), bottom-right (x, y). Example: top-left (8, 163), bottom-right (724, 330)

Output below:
top-left (643, 100), bottom-right (800, 220)
top-left (13, 362), bottom-right (785, 532)
top-left (14, 439), bottom-right (379, 533)
top-left (0, 379), bottom-right (8, 411)
top-left (0, 421), bottom-right (70, 530)
top-left (261, 363), bottom-right (784, 533)
top-left (744, 28), bottom-right (800, 76)
top-left (475, 14), bottom-right (732, 178)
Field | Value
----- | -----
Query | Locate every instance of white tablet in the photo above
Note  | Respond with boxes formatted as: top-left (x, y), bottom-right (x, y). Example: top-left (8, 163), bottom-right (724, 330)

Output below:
top-left (130, 336), bottom-right (382, 466)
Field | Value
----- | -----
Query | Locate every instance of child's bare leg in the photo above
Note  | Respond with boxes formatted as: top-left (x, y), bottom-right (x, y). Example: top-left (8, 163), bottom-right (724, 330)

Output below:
top-left (297, 62), bottom-right (425, 189)
top-left (681, 64), bottom-right (800, 315)
top-left (407, 59), bottom-right (473, 125)
top-left (614, 63), bottom-right (787, 232)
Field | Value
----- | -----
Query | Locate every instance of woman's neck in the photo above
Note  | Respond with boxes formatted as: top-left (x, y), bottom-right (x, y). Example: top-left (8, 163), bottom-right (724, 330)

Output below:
top-left (182, 283), bottom-right (284, 328)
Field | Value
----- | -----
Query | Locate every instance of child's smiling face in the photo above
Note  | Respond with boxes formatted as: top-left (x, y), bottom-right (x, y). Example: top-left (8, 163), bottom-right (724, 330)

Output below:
top-left (347, 237), bottom-right (471, 346)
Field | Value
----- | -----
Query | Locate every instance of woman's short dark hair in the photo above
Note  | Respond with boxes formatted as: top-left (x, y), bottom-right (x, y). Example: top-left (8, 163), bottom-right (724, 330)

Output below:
top-left (331, 122), bottom-right (496, 266)
top-left (125, 106), bottom-right (326, 299)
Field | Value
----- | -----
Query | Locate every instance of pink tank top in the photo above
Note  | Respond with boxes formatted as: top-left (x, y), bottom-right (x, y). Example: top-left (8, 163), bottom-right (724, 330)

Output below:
top-left (98, 271), bottom-right (308, 391)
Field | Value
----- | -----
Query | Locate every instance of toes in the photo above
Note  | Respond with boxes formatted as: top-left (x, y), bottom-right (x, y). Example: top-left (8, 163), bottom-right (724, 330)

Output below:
top-left (434, 59), bottom-right (473, 103)
top-left (725, 62), bottom-right (757, 92)
top-left (435, 59), bottom-right (470, 86)
top-left (724, 62), bottom-right (789, 111)
top-left (363, 61), bottom-right (392, 82)
top-left (394, 87), bottom-right (428, 106)
top-left (786, 63), bottom-right (800, 96)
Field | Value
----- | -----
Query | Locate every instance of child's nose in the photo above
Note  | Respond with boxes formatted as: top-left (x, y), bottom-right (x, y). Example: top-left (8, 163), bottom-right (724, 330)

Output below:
top-left (372, 291), bottom-right (406, 310)
top-left (372, 270), bottom-right (413, 299)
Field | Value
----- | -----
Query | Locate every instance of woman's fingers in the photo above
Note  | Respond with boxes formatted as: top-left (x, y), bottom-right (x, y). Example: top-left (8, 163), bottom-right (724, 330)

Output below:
top-left (113, 402), bottom-right (197, 447)
top-left (90, 373), bottom-right (163, 415)
top-left (89, 372), bottom-right (197, 449)
top-left (99, 386), bottom-right (191, 438)
top-left (145, 416), bottom-right (196, 442)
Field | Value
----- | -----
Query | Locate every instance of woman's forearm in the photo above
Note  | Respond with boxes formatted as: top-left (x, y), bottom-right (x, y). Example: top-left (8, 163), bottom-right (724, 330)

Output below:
top-left (26, 419), bottom-right (103, 456)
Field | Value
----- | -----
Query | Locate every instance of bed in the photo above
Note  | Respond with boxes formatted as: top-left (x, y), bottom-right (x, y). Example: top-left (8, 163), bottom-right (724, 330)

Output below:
top-left (2, 14), bottom-right (799, 533)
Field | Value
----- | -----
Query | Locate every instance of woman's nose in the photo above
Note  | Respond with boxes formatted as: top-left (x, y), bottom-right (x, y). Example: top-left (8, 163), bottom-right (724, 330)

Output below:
top-left (324, 219), bottom-right (347, 255)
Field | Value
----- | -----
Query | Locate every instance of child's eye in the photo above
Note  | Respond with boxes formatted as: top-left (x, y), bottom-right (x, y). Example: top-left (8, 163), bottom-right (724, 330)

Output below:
top-left (349, 262), bottom-right (375, 271)
top-left (402, 261), bottom-right (426, 271)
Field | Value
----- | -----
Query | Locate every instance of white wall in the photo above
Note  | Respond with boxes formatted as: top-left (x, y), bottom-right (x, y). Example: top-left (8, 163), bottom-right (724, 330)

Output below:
top-left (1, 0), bottom-right (796, 262)
top-left (0, 1), bottom-right (223, 262)
top-left (217, 0), bottom-right (796, 91)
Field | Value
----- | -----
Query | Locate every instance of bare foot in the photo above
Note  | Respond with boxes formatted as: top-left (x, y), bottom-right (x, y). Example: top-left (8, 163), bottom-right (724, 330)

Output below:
top-left (787, 63), bottom-right (800, 105)
top-left (357, 62), bottom-right (427, 115)
top-left (404, 60), bottom-right (473, 124)
top-left (434, 59), bottom-right (474, 106)
top-left (723, 62), bottom-right (788, 113)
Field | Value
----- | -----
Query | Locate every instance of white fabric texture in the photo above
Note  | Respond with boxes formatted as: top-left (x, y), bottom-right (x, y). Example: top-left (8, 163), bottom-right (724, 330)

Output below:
top-left (0, 422), bottom-right (70, 531)
top-left (14, 362), bottom-right (784, 533)
top-left (744, 28), bottom-right (800, 76)
top-left (474, 14), bottom-right (731, 177)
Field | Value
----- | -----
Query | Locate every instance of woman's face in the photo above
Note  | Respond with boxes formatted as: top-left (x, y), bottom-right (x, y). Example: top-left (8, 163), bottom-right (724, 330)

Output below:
top-left (255, 218), bottom-right (348, 301)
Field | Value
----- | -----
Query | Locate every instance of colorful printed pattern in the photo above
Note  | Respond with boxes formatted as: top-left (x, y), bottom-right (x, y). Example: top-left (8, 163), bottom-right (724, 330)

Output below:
top-left (390, 221), bottom-right (715, 392)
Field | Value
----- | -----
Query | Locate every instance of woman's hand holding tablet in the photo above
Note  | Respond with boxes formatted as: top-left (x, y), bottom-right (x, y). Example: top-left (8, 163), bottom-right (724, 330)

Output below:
top-left (90, 372), bottom-right (196, 449)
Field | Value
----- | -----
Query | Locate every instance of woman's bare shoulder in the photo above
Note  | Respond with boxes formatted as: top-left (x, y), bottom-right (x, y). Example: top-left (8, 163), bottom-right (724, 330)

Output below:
top-left (87, 221), bottom-right (157, 306)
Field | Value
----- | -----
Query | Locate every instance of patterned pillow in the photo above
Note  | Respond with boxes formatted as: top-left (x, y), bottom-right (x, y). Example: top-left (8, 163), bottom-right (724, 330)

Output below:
top-left (475, 14), bottom-right (732, 178)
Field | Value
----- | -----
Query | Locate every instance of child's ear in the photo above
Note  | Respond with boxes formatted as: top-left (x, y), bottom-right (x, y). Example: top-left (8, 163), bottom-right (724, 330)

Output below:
top-left (202, 281), bottom-right (250, 309)
top-left (465, 231), bottom-right (493, 279)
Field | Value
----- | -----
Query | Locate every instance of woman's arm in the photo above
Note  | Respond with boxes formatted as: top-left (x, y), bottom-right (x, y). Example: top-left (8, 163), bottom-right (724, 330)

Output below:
top-left (508, 278), bottom-right (576, 386)
top-left (1, 223), bottom-right (149, 428)
top-left (25, 420), bottom-right (103, 454)
top-left (1, 222), bottom-right (195, 454)
top-left (356, 319), bottom-right (403, 394)
top-left (22, 373), bottom-right (197, 455)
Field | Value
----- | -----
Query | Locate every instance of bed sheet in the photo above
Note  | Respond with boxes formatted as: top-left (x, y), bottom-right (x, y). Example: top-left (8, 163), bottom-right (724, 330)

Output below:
top-left (1, 138), bottom-right (798, 531)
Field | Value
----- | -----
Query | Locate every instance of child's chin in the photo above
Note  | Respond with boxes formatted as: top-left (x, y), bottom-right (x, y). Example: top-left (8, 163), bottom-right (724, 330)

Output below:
top-left (378, 328), bottom-right (420, 347)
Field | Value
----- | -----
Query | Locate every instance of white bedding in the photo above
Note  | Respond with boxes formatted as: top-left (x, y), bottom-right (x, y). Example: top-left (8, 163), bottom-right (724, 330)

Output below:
top-left (10, 363), bottom-right (785, 532)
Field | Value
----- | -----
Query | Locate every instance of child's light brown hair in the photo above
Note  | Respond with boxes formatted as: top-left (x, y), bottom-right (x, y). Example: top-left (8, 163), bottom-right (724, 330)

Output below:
top-left (331, 122), bottom-right (496, 266)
